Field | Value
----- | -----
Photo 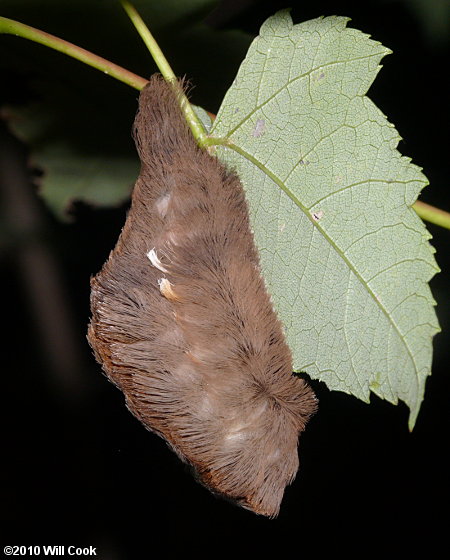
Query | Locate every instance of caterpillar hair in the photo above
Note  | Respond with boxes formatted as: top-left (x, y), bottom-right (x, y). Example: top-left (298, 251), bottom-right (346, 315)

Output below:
top-left (88, 74), bottom-right (317, 517)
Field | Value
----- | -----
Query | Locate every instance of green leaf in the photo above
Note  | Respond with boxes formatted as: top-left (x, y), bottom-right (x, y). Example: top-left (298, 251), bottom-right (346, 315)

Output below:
top-left (193, 104), bottom-right (213, 134)
top-left (210, 11), bottom-right (440, 429)
top-left (5, 99), bottom-right (211, 218)
top-left (4, 82), bottom-right (140, 218)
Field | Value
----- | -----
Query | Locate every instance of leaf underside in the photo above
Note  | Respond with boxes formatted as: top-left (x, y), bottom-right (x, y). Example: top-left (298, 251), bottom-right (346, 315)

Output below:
top-left (210, 11), bottom-right (440, 429)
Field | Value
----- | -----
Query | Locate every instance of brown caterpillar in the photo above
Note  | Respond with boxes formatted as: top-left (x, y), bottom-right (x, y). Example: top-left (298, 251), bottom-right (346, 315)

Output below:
top-left (87, 75), bottom-right (317, 517)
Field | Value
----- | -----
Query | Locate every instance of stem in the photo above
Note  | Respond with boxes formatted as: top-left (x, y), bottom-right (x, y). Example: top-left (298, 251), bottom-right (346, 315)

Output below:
top-left (0, 16), bottom-right (148, 91)
top-left (413, 201), bottom-right (450, 230)
top-left (121, 0), bottom-right (175, 84)
top-left (121, 0), bottom-right (208, 147)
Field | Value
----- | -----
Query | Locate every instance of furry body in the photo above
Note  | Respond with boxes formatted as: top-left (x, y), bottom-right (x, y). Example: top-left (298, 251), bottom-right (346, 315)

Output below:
top-left (88, 75), bottom-right (317, 517)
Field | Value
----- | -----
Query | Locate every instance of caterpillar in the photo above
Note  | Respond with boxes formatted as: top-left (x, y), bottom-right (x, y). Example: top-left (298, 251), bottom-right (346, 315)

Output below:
top-left (87, 75), bottom-right (317, 517)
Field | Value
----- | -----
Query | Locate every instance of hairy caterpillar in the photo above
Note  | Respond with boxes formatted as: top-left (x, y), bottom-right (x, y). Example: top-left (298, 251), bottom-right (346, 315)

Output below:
top-left (87, 75), bottom-right (317, 517)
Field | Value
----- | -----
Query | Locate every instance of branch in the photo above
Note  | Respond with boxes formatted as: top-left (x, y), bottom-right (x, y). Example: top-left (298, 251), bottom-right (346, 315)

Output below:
top-left (120, 0), bottom-right (208, 147)
top-left (413, 200), bottom-right (450, 231)
top-left (0, 16), bottom-right (148, 91)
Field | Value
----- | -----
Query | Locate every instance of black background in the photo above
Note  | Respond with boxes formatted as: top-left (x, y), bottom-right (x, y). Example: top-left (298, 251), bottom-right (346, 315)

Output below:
top-left (1, 0), bottom-right (448, 557)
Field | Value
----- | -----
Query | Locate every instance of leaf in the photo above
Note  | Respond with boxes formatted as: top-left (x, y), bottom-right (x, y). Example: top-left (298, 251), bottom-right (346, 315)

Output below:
top-left (210, 11), bottom-right (440, 428)
top-left (15, 102), bottom-right (211, 216)
top-left (192, 104), bottom-right (213, 134)
top-left (4, 82), bottom-right (140, 218)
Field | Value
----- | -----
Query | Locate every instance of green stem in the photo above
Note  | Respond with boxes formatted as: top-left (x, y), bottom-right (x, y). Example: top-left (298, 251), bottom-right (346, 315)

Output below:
top-left (121, 0), bottom-right (175, 84)
top-left (121, 0), bottom-right (208, 147)
top-left (0, 16), bottom-right (148, 90)
top-left (413, 201), bottom-right (450, 230)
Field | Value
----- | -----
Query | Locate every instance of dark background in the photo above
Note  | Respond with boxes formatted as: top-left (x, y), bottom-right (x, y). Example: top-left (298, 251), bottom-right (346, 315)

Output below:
top-left (1, 0), bottom-right (448, 557)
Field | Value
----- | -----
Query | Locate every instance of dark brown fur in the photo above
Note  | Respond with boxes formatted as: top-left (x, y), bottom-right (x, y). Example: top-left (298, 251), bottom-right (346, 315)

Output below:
top-left (87, 75), bottom-right (317, 517)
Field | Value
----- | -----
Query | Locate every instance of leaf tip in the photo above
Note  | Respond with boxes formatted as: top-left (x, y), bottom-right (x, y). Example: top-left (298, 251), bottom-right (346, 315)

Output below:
top-left (260, 8), bottom-right (293, 36)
